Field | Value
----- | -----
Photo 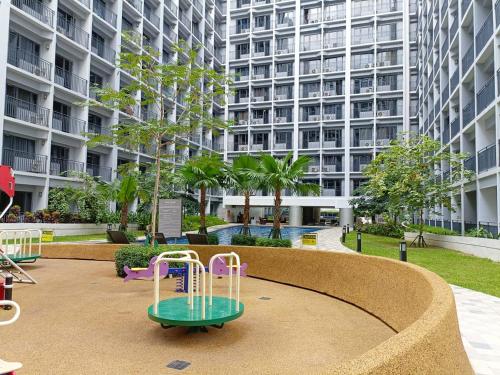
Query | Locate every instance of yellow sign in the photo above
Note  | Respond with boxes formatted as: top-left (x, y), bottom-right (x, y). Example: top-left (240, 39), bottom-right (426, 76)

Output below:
top-left (302, 233), bottom-right (318, 246)
top-left (41, 230), bottom-right (54, 242)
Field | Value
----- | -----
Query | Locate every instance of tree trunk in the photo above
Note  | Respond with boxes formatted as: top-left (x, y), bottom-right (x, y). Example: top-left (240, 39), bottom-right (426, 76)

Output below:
top-left (199, 185), bottom-right (207, 234)
top-left (150, 136), bottom-right (162, 247)
top-left (119, 202), bottom-right (129, 232)
top-left (272, 188), bottom-right (281, 239)
top-left (418, 208), bottom-right (424, 247)
top-left (241, 191), bottom-right (251, 236)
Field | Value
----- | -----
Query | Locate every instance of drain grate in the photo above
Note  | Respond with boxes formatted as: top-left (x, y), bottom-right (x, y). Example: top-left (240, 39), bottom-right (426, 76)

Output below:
top-left (259, 297), bottom-right (272, 300)
top-left (166, 360), bottom-right (191, 370)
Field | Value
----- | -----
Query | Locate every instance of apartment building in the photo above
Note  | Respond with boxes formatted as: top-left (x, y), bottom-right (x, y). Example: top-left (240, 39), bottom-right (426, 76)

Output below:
top-left (0, 0), bottom-right (227, 214)
top-left (222, 0), bottom-right (419, 225)
top-left (419, 0), bottom-right (500, 235)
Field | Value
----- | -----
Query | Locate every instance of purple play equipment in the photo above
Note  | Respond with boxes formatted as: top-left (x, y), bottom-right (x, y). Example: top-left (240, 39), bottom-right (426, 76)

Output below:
top-left (123, 256), bottom-right (169, 282)
top-left (211, 256), bottom-right (248, 277)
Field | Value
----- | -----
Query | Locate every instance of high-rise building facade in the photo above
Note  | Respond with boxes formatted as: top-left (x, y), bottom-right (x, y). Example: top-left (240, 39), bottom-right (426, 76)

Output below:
top-left (418, 0), bottom-right (500, 235)
top-left (223, 0), bottom-right (419, 225)
top-left (0, 0), bottom-right (227, 213)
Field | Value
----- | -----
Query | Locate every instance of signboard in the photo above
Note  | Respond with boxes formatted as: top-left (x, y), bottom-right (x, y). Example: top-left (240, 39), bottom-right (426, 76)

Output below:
top-left (41, 230), bottom-right (54, 242)
top-left (302, 233), bottom-right (318, 246)
top-left (158, 199), bottom-right (183, 238)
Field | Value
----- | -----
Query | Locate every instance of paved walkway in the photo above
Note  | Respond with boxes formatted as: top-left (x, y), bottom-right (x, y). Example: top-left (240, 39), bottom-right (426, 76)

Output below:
top-left (295, 227), bottom-right (500, 375)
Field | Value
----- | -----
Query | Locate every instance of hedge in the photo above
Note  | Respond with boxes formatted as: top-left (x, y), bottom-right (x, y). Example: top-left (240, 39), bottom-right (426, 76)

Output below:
top-left (356, 223), bottom-right (404, 239)
top-left (115, 245), bottom-right (186, 277)
top-left (255, 238), bottom-right (292, 248)
top-left (231, 234), bottom-right (257, 246)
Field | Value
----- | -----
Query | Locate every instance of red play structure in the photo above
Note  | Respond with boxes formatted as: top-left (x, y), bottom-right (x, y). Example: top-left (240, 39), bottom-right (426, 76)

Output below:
top-left (0, 166), bottom-right (15, 220)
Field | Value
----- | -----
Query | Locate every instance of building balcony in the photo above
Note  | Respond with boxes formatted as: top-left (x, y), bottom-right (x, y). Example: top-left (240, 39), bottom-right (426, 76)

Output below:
top-left (7, 47), bottom-right (52, 80)
top-left (476, 77), bottom-right (495, 115)
top-left (477, 144), bottom-right (496, 173)
top-left (322, 163), bottom-right (343, 173)
top-left (12, 0), bottom-right (55, 27)
top-left (88, 122), bottom-right (110, 137)
top-left (4, 96), bottom-right (50, 127)
top-left (125, 0), bottom-right (142, 13)
top-left (87, 164), bottom-right (112, 182)
top-left (54, 67), bottom-right (88, 96)
top-left (496, 0), bottom-right (500, 28)
top-left (450, 117), bottom-right (460, 139)
top-left (450, 70), bottom-right (459, 93)
top-left (93, 2), bottom-right (117, 28)
top-left (50, 158), bottom-right (85, 177)
top-left (57, 17), bottom-right (89, 49)
top-left (91, 37), bottom-right (116, 64)
top-left (464, 154), bottom-right (476, 172)
top-left (462, 45), bottom-right (474, 75)
top-left (52, 112), bottom-right (86, 136)
top-left (2, 149), bottom-right (47, 174)
top-left (250, 143), bottom-right (269, 151)
top-left (475, 11), bottom-right (493, 56)
top-left (144, 9), bottom-right (160, 29)
top-left (322, 186), bottom-right (343, 196)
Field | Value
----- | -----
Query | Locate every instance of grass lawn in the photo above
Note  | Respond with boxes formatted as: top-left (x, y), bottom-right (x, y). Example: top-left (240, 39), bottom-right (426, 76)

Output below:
top-left (4, 230), bottom-right (144, 244)
top-left (345, 232), bottom-right (500, 298)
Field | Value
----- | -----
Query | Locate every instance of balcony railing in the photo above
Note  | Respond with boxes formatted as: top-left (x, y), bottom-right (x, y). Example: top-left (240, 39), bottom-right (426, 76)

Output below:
top-left (7, 47), bottom-right (52, 80)
top-left (496, 0), bottom-right (500, 27)
top-left (461, 0), bottom-right (472, 18)
top-left (450, 69), bottom-right (459, 93)
top-left (87, 164), bottom-right (112, 182)
top-left (50, 158), bottom-right (85, 177)
top-left (179, 13), bottom-right (190, 29)
top-left (144, 9), bottom-right (160, 28)
top-left (165, 0), bottom-right (177, 15)
top-left (450, 117), bottom-right (460, 138)
top-left (464, 155), bottom-right (476, 172)
top-left (450, 16), bottom-right (458, 40)
top-left (4, 96), bottom-right (50, 127)
top-left (462, 44), bottom-right (474, 75)
top-left (462, 99), bottom-right (475, 127)
top-left (475, 11), bottom-right (493, 56)
top-left (477, 144), bottom-right (496, 173)
top-left (57, 17), bottom-right (89, 49)
top-left (52, 112), bottom-right (86, 135)
top-left (12, 0), bottom-right (54, 27)
top-left (125, 0), bottom-right (142, 13)
top-left (54, 67), bottom-right (88, 95)
top-left (2, 149), bottom-right (47, 174)
top-left (93, 2), bottom-right (117, 28)
top-left (91, 37), bottom-right (116, 64)
top-left (476, 77), bottom-right (495, 115)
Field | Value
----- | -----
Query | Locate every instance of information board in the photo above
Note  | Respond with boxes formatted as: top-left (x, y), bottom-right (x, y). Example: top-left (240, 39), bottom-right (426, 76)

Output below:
top-left (41, 230), bottom-right (54, 242)
top-left (159, 199), bottom-right (183, 238)
top-left (302, 233), bottom-right (318, 246)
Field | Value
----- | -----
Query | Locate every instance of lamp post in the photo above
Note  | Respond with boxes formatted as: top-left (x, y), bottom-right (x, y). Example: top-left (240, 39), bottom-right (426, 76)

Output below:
top-left (356, 231), bottom-right (362, 253)
top-left (400, 241), bottom-right (407, 262)
top-left (342, 226), bottom-right (346, 243)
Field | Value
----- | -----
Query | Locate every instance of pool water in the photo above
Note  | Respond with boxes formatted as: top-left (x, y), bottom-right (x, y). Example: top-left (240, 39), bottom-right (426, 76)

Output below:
top-left (166, 225), bottom-right (323, 245)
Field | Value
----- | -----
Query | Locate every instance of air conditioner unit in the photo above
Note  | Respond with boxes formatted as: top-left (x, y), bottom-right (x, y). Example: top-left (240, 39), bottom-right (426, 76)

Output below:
top-left (359, 111), bottom-right (373, 118)
top-left (324, 114), bottom-right (336, 120)
top-left (277, 49), bottom-right (289, 55)
top-left (253, 96), bottom-right (265, 102)
top-left (254, 73), bottom-right (265, 79)
top-left (276, 71), bottom-right (288, 78)
top-left (377, 110), bottom-right (391, 117)
top-left (254, 51), bottom-right (265, 57)
top-left (275, 116), bottom-right (288, 123)
top-left (360, 87), bottom-right (373, 93)
top-left (323, 141), bottom-right (337, 148)
top-left (325, 15), bottom-right (332, 21)
top-left (308, 92), bottom-right (320, 98)
top-left (361, 140), bottom-right (373, 147)
top-left (310, 68), bottom-right (319, 74)
top-left (274, 143), bottom-right (287, 149)
top-left (377, 85), bottom-right (391, 92)
top-left (274, 94), bottom-right (288, 100)
top-left (309, 166), bottom-right (319, 172)
top-left (251, 118), bottom-right (264, 124)
top-left (376, 138), bottom-right (391, 146)
top-left (252, 144), bottom-right (264, 150)
top-left (323, 165), bottom-right (335, 172)
top-left (364, 63), bottom-right (374, 68)
top-left (238, 145), bottom-right (249, 151)
top-left (238, 119), bottom-right (248, 125)
top-left (308, 19), bottom-right (319, 24)
top-left (323, 66), bottom-right (332, 72)
top-left (309, 115), bottom-right (321, 121)
top-left (324, 90), bottom-right (334, 96)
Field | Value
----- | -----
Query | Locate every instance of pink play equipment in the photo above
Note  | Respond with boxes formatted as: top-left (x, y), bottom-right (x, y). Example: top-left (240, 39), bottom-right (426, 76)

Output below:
top-left (123, 257), bottom-right (169, 282)
top-left (211, 256), bottom-right (248, 277)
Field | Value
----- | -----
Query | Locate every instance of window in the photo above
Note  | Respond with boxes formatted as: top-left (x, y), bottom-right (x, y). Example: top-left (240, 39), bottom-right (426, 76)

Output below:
top-left (276, 11), bottom-right (294, 27)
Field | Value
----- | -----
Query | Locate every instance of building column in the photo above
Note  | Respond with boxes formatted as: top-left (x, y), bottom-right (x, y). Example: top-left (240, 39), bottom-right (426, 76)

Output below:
top-left (289, 206), bottom-right (303, 226)
top-left (339, 207), bottom-right (354, 227)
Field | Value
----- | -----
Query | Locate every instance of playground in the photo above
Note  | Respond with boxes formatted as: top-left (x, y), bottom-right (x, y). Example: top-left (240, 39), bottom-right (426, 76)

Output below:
top-left (2, 259), bottom-right (394, 374)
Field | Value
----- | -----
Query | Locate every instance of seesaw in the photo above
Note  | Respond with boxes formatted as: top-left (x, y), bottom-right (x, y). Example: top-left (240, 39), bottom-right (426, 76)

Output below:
top-left (147, 250), bottom-right (244, 331)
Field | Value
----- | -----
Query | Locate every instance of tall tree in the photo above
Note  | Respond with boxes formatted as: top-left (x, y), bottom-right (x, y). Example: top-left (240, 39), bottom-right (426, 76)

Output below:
top-left (175, 154), bottom-right (225, 234)
top-left (252, 152), bottom-right (320, 239)
top-left (362, 135), bottom-right (472, 246)
top-left (224, 155), bottom-right (260, 236)
top-left (84, 38), bottom-right (231, 245)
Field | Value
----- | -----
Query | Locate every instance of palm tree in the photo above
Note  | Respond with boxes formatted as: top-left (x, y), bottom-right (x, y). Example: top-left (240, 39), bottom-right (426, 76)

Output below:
top-left (100, 174), bottom-right (140, 231)
top-left (253, 152), bottom-right (320, 239)
top-left (225, 155), bottom-right (260, 236)
top-left (175, 154), bottom-right (225, 234)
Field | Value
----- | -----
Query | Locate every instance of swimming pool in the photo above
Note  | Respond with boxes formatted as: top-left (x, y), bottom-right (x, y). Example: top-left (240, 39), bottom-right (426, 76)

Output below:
top-left (166, 225), bottom-right (323, 245)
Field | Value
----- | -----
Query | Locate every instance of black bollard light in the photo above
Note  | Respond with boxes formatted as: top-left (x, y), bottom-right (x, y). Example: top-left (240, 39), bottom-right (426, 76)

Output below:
top-left (400, 241), bottom-right (407, 262)
top-left (346, 224), bottom-right (350, 233)
top-left (342, 226), bottom-right (346, 243)
top-left (3, 275), bottom-right (13, 310)
top-left (356, 231), bottom-right (362, 253)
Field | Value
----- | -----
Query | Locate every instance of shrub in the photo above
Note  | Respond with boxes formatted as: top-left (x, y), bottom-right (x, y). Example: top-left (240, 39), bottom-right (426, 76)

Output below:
top-left (208, 233), bottom-right (219, 245)
top-left (182, 215), bottom-right (226, 232)
top-left (125, 231), bottom-right (137, 243)
top-left (255, 237), bottom-right (292, 248)
top-left (231, 234), bottom-right (257, 246)
top-left (408, 224), bottom-right (458, 236)
top-left (114, 245), bottom-right (187, 277)
top-left (6, 213), bottom-right (17, 223)
top-left (466, 227), bottom-right (494, 239)
top-left (357, 223), bottom-right (404, 238)
top-left (23, 211), bottom-right (36, 223)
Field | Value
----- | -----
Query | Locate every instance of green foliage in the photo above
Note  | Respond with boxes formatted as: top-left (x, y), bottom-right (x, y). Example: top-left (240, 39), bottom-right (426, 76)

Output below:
top-left (124, 231), bottom-right (137, 243)
top-left (181, 215), bottom-right (226, 232)
top-left (115, 245), bottom-right (187, 277)
top-left (207, 233), bottom-right (219, 245)
top-left (356, 223), bottom-right (404, 239)
top-left (231, 234), bottom-right (257, 246)
top-left (255, 237), bottom-right (292, 248)
top-left (465, 227), bottom-right (494, 239)
top-left (408, 224), bottom-right (458, 236)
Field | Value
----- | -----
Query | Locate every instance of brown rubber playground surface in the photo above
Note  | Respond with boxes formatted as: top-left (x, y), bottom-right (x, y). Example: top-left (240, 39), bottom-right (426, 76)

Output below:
top-left (1, 259), bottom-right (394, 374)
